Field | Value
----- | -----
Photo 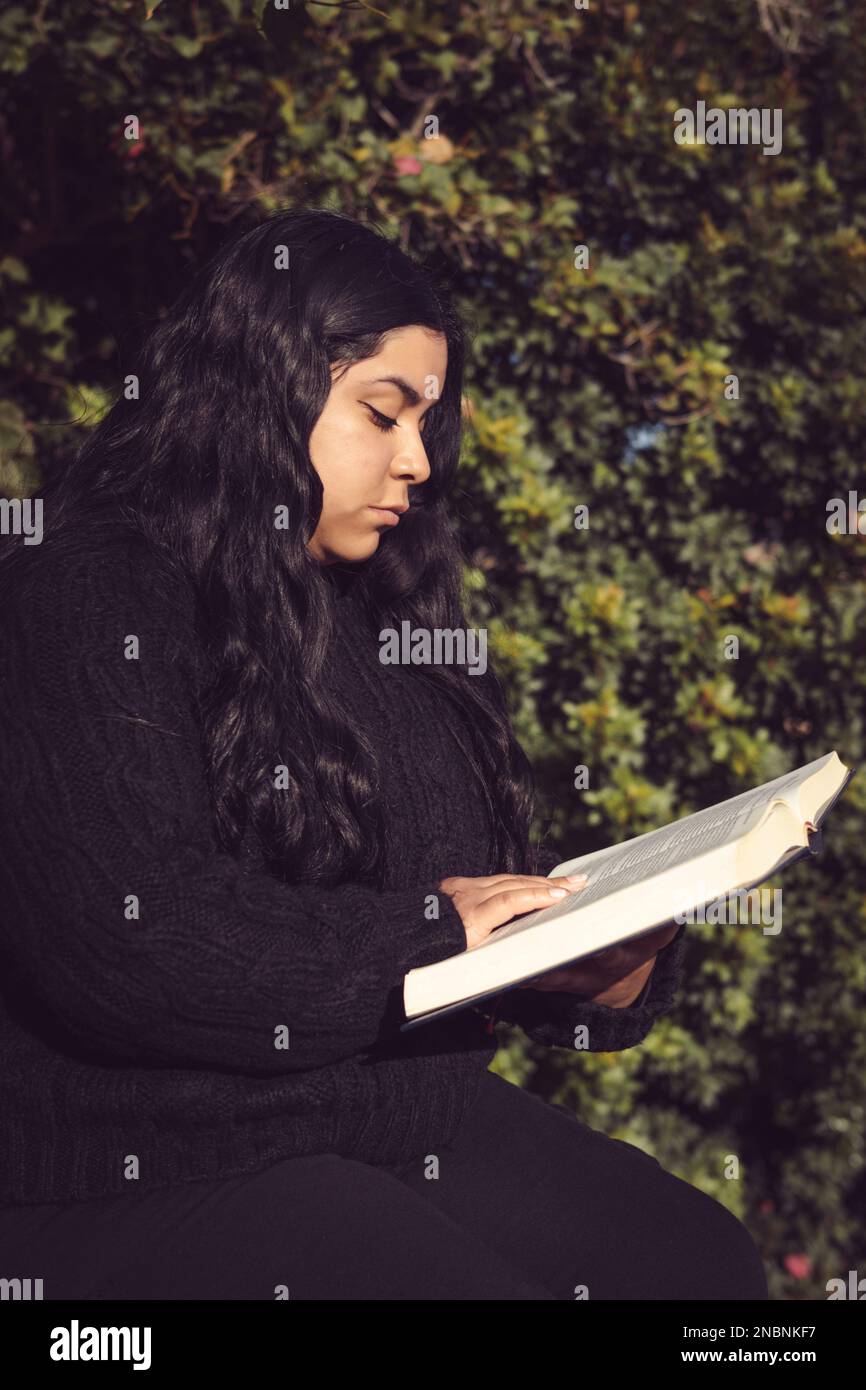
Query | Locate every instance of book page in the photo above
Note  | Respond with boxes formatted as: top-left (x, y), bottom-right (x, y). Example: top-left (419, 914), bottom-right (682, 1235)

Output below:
top-left (486, 757), bottom-right (832, 946)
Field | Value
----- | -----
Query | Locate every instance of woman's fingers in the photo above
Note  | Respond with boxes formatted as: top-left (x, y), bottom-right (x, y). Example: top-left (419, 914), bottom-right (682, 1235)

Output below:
top-left (438, 871), bottom-right (591, 951)
top-left (482, 883), bottom-right (573, 913)
top-left (451, 871), bottom-right (588, 890)
top-left (463, 880), bottom-right (589, 947)
top-left (462, 886), bottom-right (570, 939)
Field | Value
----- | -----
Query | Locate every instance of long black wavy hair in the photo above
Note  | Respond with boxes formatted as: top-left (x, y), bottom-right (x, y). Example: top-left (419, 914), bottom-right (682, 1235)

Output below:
top-left (9, 206), bottom-right (541, 888)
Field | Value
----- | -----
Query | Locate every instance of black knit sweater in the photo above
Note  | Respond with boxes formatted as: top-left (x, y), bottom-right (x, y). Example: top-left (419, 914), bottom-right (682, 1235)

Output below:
top-left (0, 521), bottom-right (686, 1204)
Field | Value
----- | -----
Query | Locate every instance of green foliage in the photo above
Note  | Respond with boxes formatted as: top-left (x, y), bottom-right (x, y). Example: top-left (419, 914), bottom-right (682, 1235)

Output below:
top-left (3, 0), bottom-right (865, 1300)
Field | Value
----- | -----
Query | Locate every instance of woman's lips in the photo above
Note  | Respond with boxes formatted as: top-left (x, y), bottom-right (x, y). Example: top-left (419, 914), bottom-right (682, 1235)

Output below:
top-left (367, 507), bottom-right (401, 526)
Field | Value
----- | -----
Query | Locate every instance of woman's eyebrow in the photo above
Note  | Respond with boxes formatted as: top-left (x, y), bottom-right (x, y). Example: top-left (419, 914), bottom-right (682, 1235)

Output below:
top-left (361, 375), bottom-right (423, 407)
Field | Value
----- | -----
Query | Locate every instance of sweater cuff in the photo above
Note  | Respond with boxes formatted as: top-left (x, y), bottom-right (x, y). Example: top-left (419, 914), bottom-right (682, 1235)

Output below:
top-left (374, 884), bottom-right (467, 1042)
top-left (391, 882), bottom-right (468, 974)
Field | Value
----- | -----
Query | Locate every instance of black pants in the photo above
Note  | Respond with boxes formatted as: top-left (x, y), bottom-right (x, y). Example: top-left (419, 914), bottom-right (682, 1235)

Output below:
top-left (0, 1070), bottom-right (768, 1300)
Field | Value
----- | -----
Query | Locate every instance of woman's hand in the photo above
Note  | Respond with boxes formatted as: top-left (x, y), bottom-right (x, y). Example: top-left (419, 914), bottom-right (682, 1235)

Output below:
top-left (439, 871), bottom-right (679, 1009)
top-left (438, 871), bottom-right (590, 951)
top-left (515, 876), bottom-right (680, 1007)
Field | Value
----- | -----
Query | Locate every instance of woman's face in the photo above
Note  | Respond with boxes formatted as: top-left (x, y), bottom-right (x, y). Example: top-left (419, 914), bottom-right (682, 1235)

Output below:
top-left (306, 325), bottom-right (447, 565)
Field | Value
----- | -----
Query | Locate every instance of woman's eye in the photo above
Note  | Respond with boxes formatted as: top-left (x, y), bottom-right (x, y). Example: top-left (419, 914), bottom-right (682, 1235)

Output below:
top-left (364, 405), bottom-right (398, 433)
top-left (363, 403), bottom-right (433, 436)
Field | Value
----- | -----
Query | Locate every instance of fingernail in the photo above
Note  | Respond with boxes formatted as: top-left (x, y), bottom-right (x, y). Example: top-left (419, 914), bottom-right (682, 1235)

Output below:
top-left (548, 887), bottom-right (569, 898)
top-left (564, 874), bottom-right (589, 885)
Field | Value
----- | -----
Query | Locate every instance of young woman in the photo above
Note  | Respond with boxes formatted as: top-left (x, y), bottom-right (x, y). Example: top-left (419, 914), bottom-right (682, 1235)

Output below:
top-left (0, 207), bottom-right (767, 1300)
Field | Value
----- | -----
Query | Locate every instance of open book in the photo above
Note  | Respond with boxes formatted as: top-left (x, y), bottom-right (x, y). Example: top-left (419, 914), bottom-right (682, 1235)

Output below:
top-left (401, 751), bottom-right (854, 1032)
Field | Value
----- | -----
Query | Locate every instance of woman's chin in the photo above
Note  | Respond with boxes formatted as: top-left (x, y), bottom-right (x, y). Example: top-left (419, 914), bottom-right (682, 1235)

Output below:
top-left (308, 533), bottom-right (382, 566)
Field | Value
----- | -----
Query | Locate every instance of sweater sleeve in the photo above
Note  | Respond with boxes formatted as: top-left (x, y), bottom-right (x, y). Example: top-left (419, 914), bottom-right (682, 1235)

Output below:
top-left (489, 841), bottom-right (687, 1050)
top-left (0, 540), bottom-right (468, 1075)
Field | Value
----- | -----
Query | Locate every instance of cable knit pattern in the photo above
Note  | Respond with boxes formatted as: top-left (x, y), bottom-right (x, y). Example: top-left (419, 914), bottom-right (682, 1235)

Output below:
top-left (0, 522), bottom-right (684, 1204)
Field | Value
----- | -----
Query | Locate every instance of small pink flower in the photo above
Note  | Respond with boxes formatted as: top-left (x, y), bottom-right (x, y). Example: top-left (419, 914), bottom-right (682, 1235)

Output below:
top-left (108, 131), bottom-right (146, 161)
top-left (394, 156), bottom-right (422, 176)
top-left (783, 1254), bottom-right (812, 1279)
